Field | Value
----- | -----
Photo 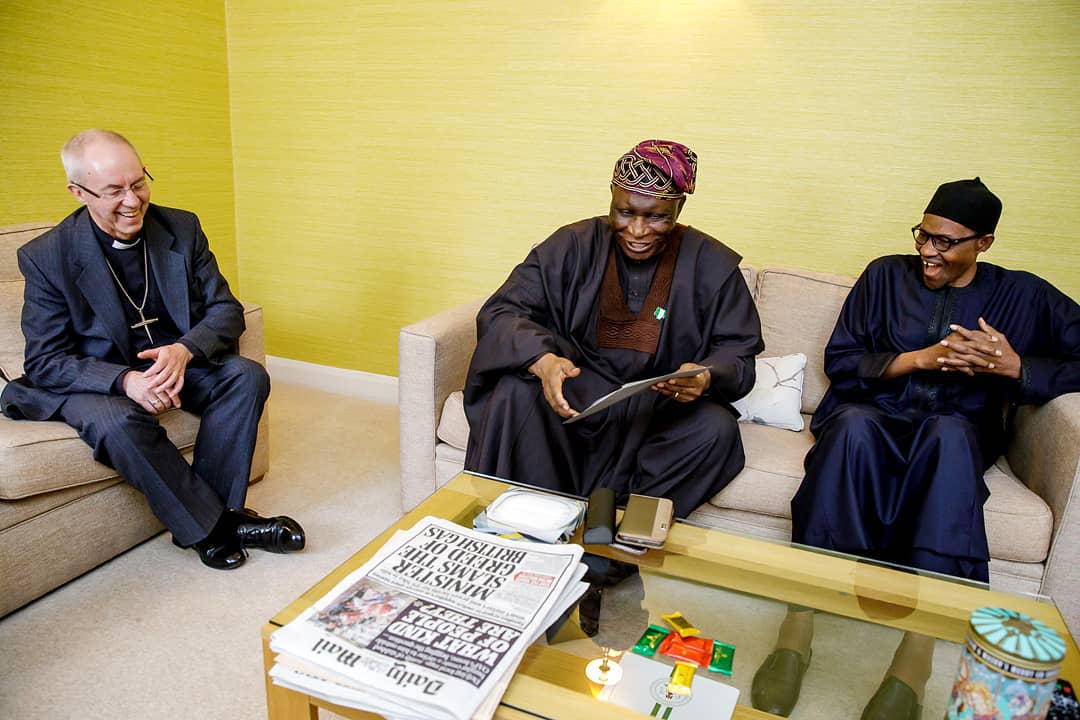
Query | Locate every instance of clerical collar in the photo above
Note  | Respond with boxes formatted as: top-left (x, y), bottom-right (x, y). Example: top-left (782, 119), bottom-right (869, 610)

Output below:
top-left (112, 236), bottom-right (141, 250)
top-left (90, 218), bottom-right (142, 250)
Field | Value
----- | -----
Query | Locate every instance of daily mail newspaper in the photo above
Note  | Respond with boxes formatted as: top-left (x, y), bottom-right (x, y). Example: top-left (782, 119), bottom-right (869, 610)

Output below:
top-left (269, 516), bottom-right (589, 720)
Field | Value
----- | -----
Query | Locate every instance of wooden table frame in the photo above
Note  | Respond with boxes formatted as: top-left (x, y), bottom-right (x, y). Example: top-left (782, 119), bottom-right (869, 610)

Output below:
top-left (262, 473), bottom-right (1078, 720)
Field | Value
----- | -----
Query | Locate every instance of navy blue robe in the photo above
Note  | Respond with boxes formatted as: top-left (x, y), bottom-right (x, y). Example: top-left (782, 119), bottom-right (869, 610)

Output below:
top-left (463, 218), bottom-right (763, 517)
top-left (792, 255), bottom-right (1080, 581)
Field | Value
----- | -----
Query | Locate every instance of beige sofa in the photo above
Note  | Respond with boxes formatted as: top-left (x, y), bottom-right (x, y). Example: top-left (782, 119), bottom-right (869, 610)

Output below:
top-left (0, 222), bottom-right (270, 618)
top-left (399, 265), bottom-right (1080, 637)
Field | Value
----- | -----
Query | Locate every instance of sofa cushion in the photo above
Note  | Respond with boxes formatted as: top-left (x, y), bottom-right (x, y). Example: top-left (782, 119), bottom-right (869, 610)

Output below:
top-left (1, 223), bottom-right (51, 380)
top-left (983, 458), bottom-right (1053, 564)
top-left (686, 504), bottom-right (793, 543)
top-left (0, 476), bottom-right (123, 531)
top-left (709, 421), bottom-right (812, 518)
top-left (0, 409), bottom-right (202, 500)
top-left (1, 279), bottom-right (25, 379)
top-left (739, 266), bottom-right (756, 295)
top-left (436, 443), bottom-right (467, 489)
top-left (0, 223), bottom-right (52, 283)
top-left (732, 353), bottom-right (807, 431)
top-left (437, 390), bottom-right (470, 450)
top-left (753, 267), bottom-right (855, 414)
top-left (0, 480), bottom-right (163, 618)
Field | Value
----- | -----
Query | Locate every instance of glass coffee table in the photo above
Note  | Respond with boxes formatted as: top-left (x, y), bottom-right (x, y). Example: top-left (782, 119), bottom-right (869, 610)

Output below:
top-left (262, 472), bottom-right (1078, 719)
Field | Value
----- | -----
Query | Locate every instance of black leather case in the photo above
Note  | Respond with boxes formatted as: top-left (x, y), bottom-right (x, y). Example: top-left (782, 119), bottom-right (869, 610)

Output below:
top-left (582, 487), bottom-right (616, 545)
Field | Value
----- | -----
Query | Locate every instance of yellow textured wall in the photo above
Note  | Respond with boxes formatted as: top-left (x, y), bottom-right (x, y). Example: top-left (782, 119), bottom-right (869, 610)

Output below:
top-left (0, 1), bottom-right (239, 282)
top-left (226, 1), bottom-right (1080, 376)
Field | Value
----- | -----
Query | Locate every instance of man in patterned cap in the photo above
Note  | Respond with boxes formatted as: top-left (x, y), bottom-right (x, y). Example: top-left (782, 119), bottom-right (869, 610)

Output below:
top-left (463, 140), bottom-right (763, 519)
top-left (752, 178), bottom-right (1080, 719)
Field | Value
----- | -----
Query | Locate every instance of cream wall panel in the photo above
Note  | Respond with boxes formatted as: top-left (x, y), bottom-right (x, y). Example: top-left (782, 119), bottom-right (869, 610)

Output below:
top-left (227, 1), bottom-right (1080, 375)
top-left (1, 1), bottom-right (240, 283)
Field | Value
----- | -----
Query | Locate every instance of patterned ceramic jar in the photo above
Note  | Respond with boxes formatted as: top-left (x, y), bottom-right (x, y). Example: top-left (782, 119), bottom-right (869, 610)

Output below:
top-left (945, 607), bottom-right (1066, 720)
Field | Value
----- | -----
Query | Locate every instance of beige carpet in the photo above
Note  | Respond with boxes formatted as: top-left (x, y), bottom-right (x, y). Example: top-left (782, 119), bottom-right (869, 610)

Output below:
top-left (0, 382), bottom-right (403, 720)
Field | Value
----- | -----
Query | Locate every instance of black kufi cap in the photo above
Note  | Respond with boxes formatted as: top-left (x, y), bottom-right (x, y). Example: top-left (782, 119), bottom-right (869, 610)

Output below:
top-left (924, 177), bottom-right (1002, 234)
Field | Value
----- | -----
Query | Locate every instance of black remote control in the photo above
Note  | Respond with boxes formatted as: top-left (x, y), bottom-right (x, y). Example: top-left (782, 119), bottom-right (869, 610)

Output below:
top-left (582, 487), bottom-right (616, 545)
top-left (1049, 679), bottom-right (1079, 720)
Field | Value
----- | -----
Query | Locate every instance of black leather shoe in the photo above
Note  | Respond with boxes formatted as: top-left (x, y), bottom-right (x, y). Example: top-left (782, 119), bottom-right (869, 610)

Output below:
top-left (582, 555), bottom-right (640, 587)
top-left (186, 535), bottom-right (246, 570)
top-left (232, 508), bottom-right (306, 553)
top-left (751, 648), bottom-right (811, 717)
top-left (578, 583), bottom-right (602, 637)
top-left (861, 676), bottom-right (922, 720)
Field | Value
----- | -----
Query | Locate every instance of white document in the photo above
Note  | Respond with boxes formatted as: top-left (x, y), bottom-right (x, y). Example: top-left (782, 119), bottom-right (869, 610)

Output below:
top-left (598, 651), bottom-right (739, 719)
top-left (564, 367), bottom-right (707, 424)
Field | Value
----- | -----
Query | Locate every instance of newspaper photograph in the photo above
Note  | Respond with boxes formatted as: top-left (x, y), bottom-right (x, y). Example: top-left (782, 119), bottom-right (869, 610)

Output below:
top-left (270, 516), bottom-right (588, 720)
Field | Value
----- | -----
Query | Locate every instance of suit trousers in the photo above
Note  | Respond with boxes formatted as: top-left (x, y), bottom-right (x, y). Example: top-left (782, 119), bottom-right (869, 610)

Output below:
top-left (57, 355), bottom-right (270, 546)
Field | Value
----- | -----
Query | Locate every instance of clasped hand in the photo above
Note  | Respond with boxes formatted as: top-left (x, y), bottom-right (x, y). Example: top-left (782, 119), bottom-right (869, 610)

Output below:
top-left (529, 353), bottom-right (711, 419)
top-left (122, 343), bottom-right (195, 414)
top-left (925, 317), bottom-right (1021, 379)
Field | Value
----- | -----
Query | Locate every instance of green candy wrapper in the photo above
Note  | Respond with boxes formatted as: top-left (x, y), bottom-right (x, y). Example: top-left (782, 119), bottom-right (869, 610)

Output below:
top-left (709, 641), bottom-right (735, 675)
top-left (632, 624), bottom-right (670, 657)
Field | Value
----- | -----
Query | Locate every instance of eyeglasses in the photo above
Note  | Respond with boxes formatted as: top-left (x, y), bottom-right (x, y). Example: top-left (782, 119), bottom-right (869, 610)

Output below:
top-left (72, 168), bottom-right (154, 200)
top-left (911, 224), bottom-right (983, 252)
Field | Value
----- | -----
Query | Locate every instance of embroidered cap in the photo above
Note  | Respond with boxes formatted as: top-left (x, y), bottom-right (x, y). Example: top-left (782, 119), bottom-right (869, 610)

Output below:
top-left (612, 140), bottom-right (697, 199)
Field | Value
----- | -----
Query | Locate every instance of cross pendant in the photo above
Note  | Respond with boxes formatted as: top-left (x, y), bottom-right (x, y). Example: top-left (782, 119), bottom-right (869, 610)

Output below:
top-left (131, 311), bottom-right (159, 343)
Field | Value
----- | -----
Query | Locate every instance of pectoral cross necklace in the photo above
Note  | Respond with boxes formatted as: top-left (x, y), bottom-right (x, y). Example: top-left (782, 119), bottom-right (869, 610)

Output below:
top-left (103, 240), bottom-right (158, 343)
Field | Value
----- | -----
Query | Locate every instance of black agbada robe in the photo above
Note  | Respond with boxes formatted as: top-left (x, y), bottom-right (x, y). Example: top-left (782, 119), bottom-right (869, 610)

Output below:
top-left (463, 217), bottom-right (763, 518)
top-left (793, 255), bottom-right (1080, 580)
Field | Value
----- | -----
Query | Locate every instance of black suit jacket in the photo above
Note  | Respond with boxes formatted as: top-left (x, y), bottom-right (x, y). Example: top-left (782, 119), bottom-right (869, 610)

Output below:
top-left (1, 205), bottom-right (244, 421)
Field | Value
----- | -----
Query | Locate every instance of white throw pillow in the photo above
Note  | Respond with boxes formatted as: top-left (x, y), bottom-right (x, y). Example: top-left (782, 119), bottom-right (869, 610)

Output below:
top-left (731, 353), bottom-right (807, 431)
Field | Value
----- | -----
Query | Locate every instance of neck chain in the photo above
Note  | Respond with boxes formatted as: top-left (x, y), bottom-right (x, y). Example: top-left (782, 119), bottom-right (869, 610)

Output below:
top-left (103, 241), bottom-right (159, 343)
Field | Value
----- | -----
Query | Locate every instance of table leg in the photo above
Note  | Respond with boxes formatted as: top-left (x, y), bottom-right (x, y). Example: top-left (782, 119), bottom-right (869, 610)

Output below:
top-left (263, 625), bottom-right (318, 720)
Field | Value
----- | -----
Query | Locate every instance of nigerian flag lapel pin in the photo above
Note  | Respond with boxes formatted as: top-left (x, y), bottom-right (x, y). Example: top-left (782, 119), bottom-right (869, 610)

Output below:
top-left (653, 307), bottom-right (667, 320)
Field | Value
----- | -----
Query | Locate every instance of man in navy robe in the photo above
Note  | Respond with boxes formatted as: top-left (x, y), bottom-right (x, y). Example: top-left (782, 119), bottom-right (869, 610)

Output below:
top-left (796, 177), bottom-right (1079, 581)
top-left (463, 140), bottom-right (763, 519)
top-left (752, 178), bottom-right (1080, 718)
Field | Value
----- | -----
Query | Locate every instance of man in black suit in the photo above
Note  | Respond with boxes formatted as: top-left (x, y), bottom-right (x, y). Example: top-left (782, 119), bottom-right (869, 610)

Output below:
top-left (0, 128), bottom-right (304, 570)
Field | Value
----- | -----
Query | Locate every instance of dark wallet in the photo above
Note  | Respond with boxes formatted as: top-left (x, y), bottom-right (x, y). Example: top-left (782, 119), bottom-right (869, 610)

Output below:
top-left (582, 487), bottom-right (616, 545)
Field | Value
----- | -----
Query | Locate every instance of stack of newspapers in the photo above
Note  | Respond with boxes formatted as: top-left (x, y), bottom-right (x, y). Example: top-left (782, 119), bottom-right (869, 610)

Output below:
top-left (269, 516), bottom-right (590, 720)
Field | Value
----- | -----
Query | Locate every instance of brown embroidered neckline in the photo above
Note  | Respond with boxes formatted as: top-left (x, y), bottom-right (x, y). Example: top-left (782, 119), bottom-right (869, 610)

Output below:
top-left (596, 227), bottom-right (682, 355)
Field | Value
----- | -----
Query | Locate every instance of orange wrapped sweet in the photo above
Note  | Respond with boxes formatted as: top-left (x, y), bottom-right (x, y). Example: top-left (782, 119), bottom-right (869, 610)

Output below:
top-left (658, 630), bottom-right (712, 666)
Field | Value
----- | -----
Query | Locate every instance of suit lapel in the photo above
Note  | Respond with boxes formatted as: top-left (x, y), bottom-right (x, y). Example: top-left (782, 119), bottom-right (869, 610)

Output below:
top-left (144, 211), bottom-right (191, 333)
top-left (73, 212), bottom-right (133, 362)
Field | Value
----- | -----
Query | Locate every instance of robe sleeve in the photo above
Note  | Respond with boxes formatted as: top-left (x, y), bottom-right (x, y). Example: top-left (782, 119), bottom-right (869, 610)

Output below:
top-left (468, 245), bottom-right (573, 385)
top-left (1014, 282), bottom-right (1080, 405)
top-left (821, 262), bottom-right (899, 395)
top-left (699, 268), bottom-right (764, 402)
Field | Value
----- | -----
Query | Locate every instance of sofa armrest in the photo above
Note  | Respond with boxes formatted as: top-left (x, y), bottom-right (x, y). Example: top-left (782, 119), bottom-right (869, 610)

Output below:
top-left (239, 303), bottom-right (269, 481)
top-left (1006, 391), bottom-right (1080, 635)
top-left (239, 303), bottom-right (266, 365)
top-left (399, 298), bottom-right (485, 512)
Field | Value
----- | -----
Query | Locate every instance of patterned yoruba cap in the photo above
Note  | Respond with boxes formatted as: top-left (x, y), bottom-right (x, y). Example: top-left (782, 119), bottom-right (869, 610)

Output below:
top-left (612, 140), bottom-right (697, 199)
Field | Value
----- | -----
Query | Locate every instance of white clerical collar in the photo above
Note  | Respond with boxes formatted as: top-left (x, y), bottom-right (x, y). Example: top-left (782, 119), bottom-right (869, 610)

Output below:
top-left (112, 236), bottom-right (142, 250)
